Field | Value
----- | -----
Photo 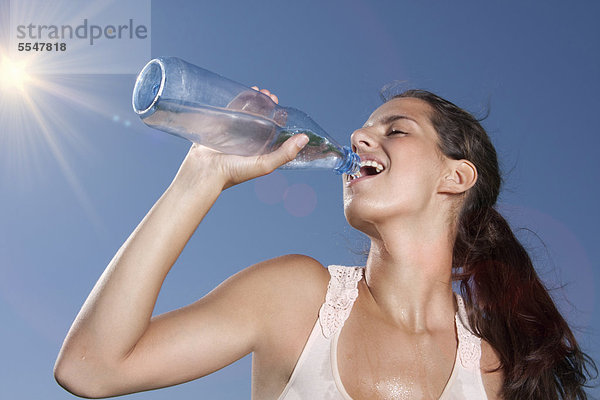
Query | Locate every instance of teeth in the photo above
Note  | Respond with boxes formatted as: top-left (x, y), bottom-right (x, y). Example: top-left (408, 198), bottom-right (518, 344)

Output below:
top-left (346, 159), bottom-right (385, 183)
top-left (346, 171), bottom-right (362, 181)
top-left (359, 159), bottom-right (385, 173)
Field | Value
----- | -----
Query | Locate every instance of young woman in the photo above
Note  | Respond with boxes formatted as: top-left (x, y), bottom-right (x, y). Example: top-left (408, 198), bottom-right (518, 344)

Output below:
top-left (54, 88), bottom-right (596, 399)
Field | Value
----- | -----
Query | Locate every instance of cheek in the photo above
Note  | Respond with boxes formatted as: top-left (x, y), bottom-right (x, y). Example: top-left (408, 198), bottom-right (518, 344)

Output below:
top-left (388, 144), bottom-right (443, 193)
top-left (341, 144), bottom-right (443, 226)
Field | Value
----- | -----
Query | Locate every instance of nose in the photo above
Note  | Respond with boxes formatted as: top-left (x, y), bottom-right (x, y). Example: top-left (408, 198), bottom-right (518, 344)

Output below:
top-left (350, 128), bottom-right (378, 153)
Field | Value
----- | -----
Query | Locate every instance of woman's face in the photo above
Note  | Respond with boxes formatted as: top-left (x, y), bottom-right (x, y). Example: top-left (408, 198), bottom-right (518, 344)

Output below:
top-left (343, 97), bottom-right (450, 237)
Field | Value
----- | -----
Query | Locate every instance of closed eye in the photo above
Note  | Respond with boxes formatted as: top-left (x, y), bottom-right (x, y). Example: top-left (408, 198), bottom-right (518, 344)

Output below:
top-left (388, 130), bottom-right (407, 136)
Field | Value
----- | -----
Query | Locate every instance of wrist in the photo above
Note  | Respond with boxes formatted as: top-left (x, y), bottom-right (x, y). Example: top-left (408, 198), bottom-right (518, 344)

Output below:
top-left (169, 167), bottom-right (226, 200)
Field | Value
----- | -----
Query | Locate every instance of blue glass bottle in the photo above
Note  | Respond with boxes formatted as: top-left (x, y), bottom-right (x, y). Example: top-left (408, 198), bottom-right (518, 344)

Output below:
top-left (132, 57), bottom-right (360, 175)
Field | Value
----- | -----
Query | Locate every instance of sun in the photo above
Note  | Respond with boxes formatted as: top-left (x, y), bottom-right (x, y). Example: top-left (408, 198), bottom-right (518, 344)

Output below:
top-left (0, 56), bottom-right (31, 92)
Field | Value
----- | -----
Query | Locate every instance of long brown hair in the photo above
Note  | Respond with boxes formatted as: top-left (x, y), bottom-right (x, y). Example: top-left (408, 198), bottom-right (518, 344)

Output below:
top-left (387, 89), bottom-right (597, 399)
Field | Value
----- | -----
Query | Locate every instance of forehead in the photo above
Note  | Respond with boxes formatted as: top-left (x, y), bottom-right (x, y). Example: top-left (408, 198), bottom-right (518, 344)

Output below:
top-left (364, 97), bottom-right (434, 129)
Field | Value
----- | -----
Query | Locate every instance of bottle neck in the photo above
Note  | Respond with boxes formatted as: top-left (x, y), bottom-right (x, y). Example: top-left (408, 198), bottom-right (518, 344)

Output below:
top-left (335, 146), bottom-right (360, 175)
top-left (275, 106), bottom-right (360, 174)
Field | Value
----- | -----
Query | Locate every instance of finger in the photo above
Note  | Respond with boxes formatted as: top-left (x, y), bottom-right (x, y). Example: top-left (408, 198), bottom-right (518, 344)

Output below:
top-left (255, 134), bottom-right (309, 174)
top-left (249, 86), bottom-right (278, 103)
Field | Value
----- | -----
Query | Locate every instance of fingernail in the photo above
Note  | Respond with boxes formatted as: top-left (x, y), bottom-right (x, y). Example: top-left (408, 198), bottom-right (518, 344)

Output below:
top-left (296, 134), bottom-right (309, 148)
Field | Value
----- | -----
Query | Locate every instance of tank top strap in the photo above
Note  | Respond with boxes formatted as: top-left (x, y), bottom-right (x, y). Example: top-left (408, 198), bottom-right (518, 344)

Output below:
top-left (454, 293), bottom-right (483, 371)
top-left (318, 265), bottom-right (364, 339)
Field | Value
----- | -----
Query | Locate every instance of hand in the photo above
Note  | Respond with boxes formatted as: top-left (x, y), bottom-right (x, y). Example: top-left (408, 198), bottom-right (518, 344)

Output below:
top-left (174, 87), bottom-right (307, 191)
top-left (250, 86), bottom-right (288, 126)
top-left (226, 86), bottom-right (286, 126)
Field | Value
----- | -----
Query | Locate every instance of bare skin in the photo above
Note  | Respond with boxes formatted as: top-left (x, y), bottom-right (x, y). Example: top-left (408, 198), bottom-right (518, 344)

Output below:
top-left (54, 91), bottom-right (504, 399)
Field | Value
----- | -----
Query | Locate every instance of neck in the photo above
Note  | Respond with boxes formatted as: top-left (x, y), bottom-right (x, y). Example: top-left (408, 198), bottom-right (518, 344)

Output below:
top-left (362, 214), bottom-right (457, 333)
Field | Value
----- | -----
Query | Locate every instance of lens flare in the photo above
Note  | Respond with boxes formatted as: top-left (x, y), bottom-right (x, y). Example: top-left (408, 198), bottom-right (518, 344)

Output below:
top-left (0, 56), bottom-right (31, 92)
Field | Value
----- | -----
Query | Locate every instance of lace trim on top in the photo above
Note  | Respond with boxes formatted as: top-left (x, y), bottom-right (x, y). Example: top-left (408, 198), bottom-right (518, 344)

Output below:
top-left (317, 265), bottom-right (482, 371)
top-left (455, 294), bottom-right (482, 371)
top-left (318, 265), bottom-right (363, 339)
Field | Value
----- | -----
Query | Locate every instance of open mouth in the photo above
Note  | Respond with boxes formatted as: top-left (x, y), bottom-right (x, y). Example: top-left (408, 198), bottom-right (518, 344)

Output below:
top-left (348, 159), bottom-right (385, 182)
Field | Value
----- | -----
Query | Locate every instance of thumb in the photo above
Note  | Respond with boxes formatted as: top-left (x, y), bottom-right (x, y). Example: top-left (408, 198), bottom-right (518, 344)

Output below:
top-left (257, 134), bottom-right (309, 173)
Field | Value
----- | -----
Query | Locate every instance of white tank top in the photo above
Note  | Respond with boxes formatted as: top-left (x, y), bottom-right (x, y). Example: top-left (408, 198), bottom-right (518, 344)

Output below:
top-left (277, 265), bottom-right (489, 400)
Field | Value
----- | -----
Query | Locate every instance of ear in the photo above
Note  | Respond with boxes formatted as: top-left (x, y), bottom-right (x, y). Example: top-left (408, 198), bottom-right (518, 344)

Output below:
top-left (438, 159), bottom-right (477, 194)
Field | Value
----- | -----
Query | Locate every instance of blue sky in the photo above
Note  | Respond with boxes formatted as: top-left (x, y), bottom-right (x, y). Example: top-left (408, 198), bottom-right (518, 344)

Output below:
top-left (1, 0), bottom-right (599, 398)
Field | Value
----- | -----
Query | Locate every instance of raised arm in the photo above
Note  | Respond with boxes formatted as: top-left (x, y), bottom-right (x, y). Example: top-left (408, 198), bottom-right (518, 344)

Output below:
top-left (54, 100), bottom-right (312, 398)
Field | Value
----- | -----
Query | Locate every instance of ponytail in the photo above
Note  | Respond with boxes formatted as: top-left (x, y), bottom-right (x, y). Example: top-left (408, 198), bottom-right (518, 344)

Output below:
top-left (454, 206), bottom-right (597, 399)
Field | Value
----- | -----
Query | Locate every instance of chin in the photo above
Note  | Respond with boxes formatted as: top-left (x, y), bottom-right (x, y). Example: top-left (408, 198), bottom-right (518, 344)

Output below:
top-left (344, 194), bottom-right (416, 238)
top-left (343, 199), bottom-right (380, 237)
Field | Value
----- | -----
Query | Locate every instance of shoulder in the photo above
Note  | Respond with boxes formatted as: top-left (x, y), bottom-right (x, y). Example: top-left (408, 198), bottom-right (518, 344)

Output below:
top-left (249, 256), bottom-right (337, 397)
top-left (480, 339), bottom-right (505, 400)
top-left (234, 254), bottom-right (331, 329)
top-left (246, 255), bottom-right (332, 372)
top-left (219, 254), bottom-right (329, 293)
top-left (240, 254), bottom-right (330, 299)
top-left (201, 254), bottom-right (330, 332)
top-left (260, 253), bottom-right (330, 281)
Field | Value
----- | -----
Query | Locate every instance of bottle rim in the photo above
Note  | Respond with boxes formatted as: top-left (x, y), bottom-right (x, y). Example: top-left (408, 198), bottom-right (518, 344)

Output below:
top-left (132, 58), bottom-right (166, 116)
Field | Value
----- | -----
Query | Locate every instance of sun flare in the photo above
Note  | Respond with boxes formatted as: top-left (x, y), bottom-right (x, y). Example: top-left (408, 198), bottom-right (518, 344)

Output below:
top-left (0, 49), bottom-right (131, 236)
top-left (0, 56), bottom-right (31, 92)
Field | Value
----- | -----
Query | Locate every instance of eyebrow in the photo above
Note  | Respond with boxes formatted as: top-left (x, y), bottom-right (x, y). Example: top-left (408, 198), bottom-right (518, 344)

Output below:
top-left (363, 114), bottom-right (420, 129)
